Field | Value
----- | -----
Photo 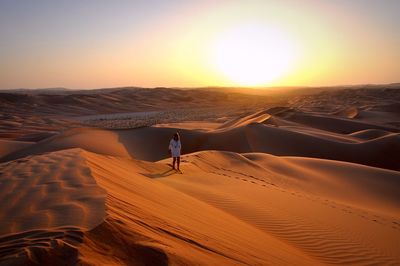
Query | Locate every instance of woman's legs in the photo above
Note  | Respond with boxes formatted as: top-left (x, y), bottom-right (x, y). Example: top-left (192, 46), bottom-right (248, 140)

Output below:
top-left (172, 157), bottom-right (176, 169)
top-left (172, 157), bottom-right (180, 170)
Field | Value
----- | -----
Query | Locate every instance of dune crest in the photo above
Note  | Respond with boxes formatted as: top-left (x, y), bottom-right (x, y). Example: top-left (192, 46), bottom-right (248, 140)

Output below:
top-left (334, 106), bottom-right (359, 119)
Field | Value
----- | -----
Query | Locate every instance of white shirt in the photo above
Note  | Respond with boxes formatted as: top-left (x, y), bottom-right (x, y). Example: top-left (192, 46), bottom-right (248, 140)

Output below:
top-left (169, 139), bottom-right (181, 157)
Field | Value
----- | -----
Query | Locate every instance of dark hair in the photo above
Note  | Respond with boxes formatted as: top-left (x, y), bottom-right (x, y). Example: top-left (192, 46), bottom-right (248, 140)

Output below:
top-left (173, 132), bottom-right (180, 140)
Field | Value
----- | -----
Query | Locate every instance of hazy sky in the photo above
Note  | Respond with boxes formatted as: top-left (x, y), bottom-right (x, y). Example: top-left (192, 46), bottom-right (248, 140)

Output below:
top-left (0, 0), bottom-right (399, 89)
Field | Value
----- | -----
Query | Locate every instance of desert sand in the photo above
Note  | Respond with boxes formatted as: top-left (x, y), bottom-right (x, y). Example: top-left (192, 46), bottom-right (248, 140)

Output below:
top-left (0, 86), bottom-right (399, 265)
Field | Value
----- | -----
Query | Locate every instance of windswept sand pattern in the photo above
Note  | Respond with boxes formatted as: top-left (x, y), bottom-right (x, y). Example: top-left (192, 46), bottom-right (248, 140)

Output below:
top-left (81, 150), bottom-right (318, 265)
top-left (0, 227), bottom-right (84, 265)
top-left (159, 151), bottom-right (400, 265)
top-left (200, 190), bottom-right (395, 265)
top-left (0, 149), bottom-right (106, 263)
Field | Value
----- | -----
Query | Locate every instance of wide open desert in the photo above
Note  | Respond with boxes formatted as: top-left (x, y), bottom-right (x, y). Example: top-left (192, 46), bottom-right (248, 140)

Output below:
top-left (0, 85), bottom-right (399, 265)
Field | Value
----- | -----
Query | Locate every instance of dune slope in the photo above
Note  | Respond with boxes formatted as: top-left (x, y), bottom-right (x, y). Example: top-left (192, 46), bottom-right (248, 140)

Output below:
top-left (158, 151), bottom-right (400, 265)
top-left (0, 139), bottom-right (33, 159)
top-left (0, 149), bottom-right (106, 264)
top-left (1, 148), bottom-right (399, 265)
top-left (80, 150), bottom-right (316, 265)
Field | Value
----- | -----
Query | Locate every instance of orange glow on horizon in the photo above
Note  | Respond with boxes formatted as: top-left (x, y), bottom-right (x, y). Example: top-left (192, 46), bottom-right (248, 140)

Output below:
top-left (0, 1), bottom-right (399, 89)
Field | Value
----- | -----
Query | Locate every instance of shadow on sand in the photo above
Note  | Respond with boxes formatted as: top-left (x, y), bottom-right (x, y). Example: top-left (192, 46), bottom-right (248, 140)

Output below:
top-left (140, 168), bottom-right (176, 179)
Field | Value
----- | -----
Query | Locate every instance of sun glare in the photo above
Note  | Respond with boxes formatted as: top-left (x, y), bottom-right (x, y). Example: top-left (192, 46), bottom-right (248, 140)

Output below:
top-left (211, 24), bottom-right (296, 86)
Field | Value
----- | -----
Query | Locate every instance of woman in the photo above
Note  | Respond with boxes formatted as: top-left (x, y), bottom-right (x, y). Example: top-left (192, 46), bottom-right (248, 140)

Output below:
top-left (168, 132), bottom-right (182, 171)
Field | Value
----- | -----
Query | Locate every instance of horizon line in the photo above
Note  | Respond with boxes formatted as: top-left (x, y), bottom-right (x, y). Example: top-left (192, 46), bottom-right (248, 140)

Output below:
top-left (1, 82), bottom-right (400, 91)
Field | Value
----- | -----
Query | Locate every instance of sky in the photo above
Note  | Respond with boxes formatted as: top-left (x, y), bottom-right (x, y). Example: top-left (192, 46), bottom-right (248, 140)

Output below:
top-left (0, 0), bottom-right (399, 89)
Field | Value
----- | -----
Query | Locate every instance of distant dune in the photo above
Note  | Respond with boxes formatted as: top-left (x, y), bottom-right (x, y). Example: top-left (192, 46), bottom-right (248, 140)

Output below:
top-left (3, 106), bottom-right (399, 170)
top-left (1, 86), bottom-right (400, 264)
top-left (0, 87), bottom-right (283, 140)
top-left (0, 87), bottom-right (283, 116)
top-left (0, 139), bottom-right (33, 158)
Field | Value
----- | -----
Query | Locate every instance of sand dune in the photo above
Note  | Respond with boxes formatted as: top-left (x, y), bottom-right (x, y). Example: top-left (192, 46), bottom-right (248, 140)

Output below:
top-left (1, 86), bottom-right (400, 264)
top-left (0, 149), bottom-right (106, 264)
top-left (216, 109), bottom-right (272, 130)
top-left (0, 87), bottom-right (280, 140)
top-left (0, 139), bottom-right (33, 159)
top-left (80, 150), bottom-right (316, 265)
top-left (4, 116), bottom-right (399, 170)
top-left (3, 148), bottom-right (398, 264)
top-left (159, 151), bottom-right (400, 264)
top-left (349, 129), bottom-right (396, 140)
top-left (334, 106), bottom-right (359, 119)
top-left (242, 153), bottom-right (400, 213)
top-left (270, 108), bottom-right (397, 134)
top-left (290, 87), bottom-right (400, 129)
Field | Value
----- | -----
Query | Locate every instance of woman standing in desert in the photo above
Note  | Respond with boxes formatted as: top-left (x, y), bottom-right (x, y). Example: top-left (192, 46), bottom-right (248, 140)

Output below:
top-left (169, 132), bottom-right (182, 171)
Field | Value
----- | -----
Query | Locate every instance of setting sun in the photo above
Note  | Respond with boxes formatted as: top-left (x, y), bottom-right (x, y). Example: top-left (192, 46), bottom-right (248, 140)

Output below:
top-left (211, 23), bottom-right (297, 86)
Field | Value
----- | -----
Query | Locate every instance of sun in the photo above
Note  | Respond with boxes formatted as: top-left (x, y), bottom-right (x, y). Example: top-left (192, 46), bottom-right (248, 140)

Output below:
top-left (211, 23), bottom-right (296, 86)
